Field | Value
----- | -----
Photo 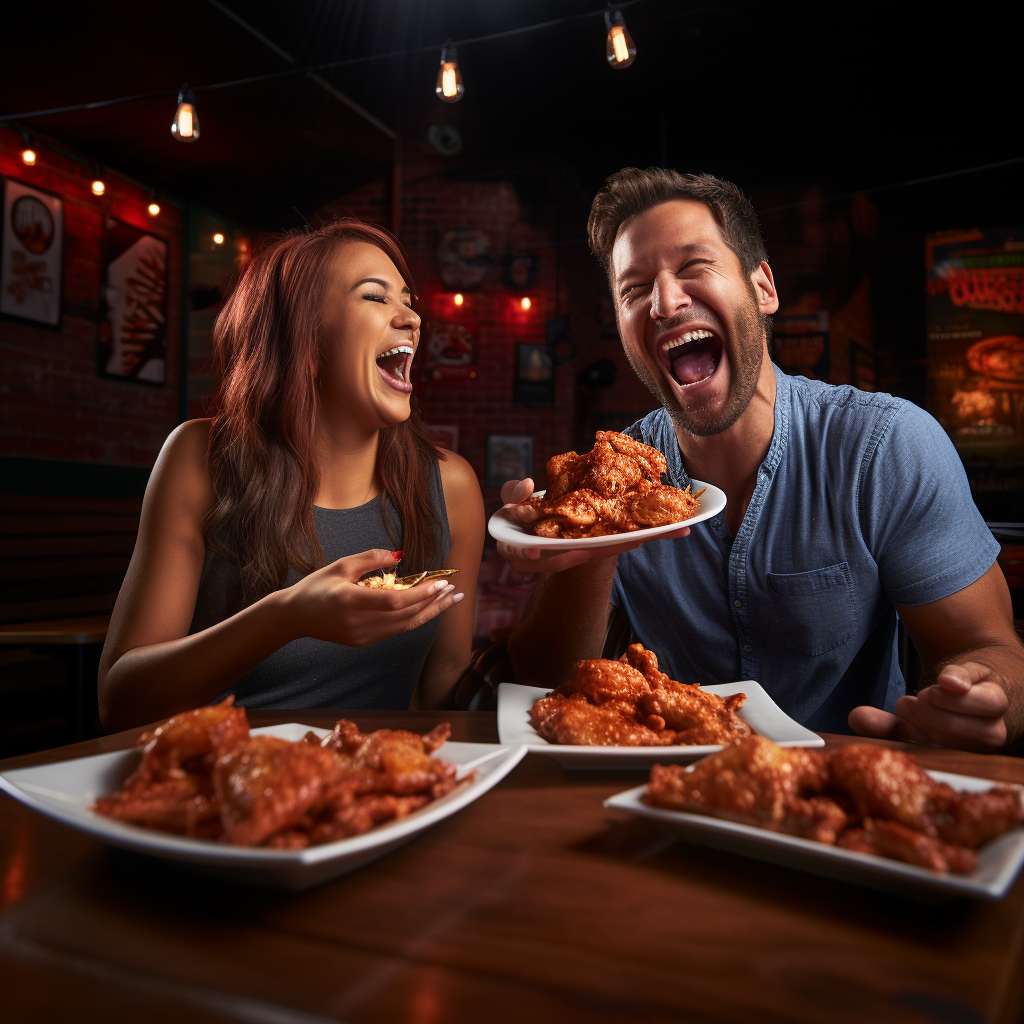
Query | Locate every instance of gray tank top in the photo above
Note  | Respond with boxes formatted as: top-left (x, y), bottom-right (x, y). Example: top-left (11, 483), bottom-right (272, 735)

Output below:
top-left (189, 464), bottom-right (451, 710)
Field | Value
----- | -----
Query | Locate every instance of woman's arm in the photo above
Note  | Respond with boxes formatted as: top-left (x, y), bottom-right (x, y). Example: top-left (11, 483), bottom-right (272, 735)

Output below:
top-left (100, 422), bottom-right (460, 732)
top-left (415, 451), bottom-right (485, 709)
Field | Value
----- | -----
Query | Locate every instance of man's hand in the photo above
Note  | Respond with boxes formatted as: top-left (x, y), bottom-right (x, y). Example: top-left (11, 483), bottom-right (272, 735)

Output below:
top-left (497, 478), bottom-right (690, 575)
top-left (849, 660), bottom-right (1009, 753)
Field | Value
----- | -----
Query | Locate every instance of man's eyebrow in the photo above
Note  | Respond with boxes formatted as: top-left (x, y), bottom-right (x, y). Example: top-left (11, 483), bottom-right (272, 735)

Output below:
top-left (351, 277), bottom-right (412, 294)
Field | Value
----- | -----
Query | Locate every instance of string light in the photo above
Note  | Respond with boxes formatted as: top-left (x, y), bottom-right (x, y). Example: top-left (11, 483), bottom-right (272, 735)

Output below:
top-left (453, 293), bottom-right (464, 306)
top-left (213, 232), bottom-right (225, 245)
top-left (171, 84), bottom-right (200, 142)
top-left (520, 297), bottom-right (532, 311)
top-left (435, 42), bottom-right (464, 103)
top-left (91, 179), bottom-right (106, 196)
top-left (148, 202), bottom-right (161, 216)
top-left (604, 7), bottom-right (636, 68)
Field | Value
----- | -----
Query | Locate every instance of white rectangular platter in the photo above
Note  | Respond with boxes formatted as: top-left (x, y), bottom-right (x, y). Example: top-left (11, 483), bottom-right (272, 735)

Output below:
top-left (605, 770), bottom-right (1024, 901)
top-left (497, 680), bottom-right (823, 769)
top-left (0, 724), bottom-right (527, 891)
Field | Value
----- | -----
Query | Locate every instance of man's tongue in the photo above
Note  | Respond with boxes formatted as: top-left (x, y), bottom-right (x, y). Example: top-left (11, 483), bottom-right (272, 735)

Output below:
top-left (672, 339), bottom-right (717, 385)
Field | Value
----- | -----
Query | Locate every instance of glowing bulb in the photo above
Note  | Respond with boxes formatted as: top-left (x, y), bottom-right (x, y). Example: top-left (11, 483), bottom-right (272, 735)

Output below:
top-left (171, 84), bottom-right (200, 142)
top-left (520, 297), bottom-right (531, 311)
top-left (91, 180), bottom-right (105, 196)
top-left (148, 202), bottom-right (161, 216)
top-left (213, 232), bottom-right (225, 245)
top-left (435, 43), bottom-right (464, 103)
top-left (454, 293), bottom-right (464, 306)
top-left (21, 149), bottom-right (36, 166)
top-left (604, 9), bottom-right (636, 69)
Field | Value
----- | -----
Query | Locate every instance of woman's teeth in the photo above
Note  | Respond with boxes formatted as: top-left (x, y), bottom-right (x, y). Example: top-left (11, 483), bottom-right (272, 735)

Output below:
top-left (376, 345), bottom-right (414, 382)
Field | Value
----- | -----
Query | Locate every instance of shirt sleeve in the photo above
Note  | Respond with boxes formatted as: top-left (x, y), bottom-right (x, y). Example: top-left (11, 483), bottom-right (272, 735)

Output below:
top-left (858, 401), bottom-right (1000, 606)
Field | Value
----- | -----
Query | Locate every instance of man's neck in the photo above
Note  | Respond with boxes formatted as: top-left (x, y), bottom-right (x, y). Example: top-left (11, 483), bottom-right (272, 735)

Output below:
top-left (672, 347), bottom-right (777, 534)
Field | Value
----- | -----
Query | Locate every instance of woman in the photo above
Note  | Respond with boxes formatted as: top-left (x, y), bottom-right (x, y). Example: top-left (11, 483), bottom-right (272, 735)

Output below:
top-left (98, 220), bottom-right (484, 732)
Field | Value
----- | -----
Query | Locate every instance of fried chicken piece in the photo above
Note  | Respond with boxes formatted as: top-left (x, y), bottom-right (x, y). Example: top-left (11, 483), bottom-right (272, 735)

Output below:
top-left (531, 692), bottom-right (676, 746)
top-left (629, 484), bottom-right (702, 527)
top-left (828, 744), bottom-right (1024, 847)
top-left (646, 736), bottom-right (848, 843)
top-left (556, 658), bottom-right (653, 706)
top-left (304, 792), bottom-right (432, 845)
top-left (837, 819), bottom-right (978, 874)
top-left (92, 774), bottom-right (221, 837)
top-left (213, 735), bottom-right (349, 846)
top-left (638, 681), bottom-right (751, 744)
top-left (321, 720), bottom-right (457, 797)
top-left (131, 696), bottom-right (249, 782)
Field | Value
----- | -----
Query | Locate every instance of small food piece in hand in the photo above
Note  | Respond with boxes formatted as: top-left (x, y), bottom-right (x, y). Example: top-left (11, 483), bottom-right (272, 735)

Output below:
top-left (645, 736), bottom-right (845, 843)
top-left (357, 573), bottom-right (412, 590)
top-left (526, 431), bottom-right (702, 539)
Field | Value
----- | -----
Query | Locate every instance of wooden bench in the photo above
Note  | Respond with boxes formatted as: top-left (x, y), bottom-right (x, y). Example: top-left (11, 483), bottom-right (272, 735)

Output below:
top-left (0, 494), bottom-right (141, 744)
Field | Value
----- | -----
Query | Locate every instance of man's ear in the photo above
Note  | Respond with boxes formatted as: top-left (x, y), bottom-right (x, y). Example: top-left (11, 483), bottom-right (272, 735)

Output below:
top-left (751, 261), bottom-right (779, 316)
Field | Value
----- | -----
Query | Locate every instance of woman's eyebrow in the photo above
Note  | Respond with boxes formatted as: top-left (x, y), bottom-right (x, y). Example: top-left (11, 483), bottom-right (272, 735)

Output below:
top-left (352, 277), bottom-right (390, 291)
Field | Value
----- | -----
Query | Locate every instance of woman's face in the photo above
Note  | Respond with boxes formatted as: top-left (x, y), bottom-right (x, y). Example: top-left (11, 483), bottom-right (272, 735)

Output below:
top-left (319, 240), bottom-right (421, 431)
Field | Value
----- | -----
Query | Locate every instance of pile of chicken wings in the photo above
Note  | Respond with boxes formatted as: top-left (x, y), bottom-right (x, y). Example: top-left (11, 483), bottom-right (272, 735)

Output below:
top-left (93, 699), bottom-right (465, 848)
top-left (530, 643), bottom-right (752, 747)
top-left (527, 431), bottom-right (702, 538)
top-left (646, 735), bottom-right (1024, 873)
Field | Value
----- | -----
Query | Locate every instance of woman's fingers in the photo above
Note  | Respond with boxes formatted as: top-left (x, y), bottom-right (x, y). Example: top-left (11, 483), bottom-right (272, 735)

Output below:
top-left (500, 478), bottom-right (534, 504)
top-left (330, 547), bottom-right (403, 581)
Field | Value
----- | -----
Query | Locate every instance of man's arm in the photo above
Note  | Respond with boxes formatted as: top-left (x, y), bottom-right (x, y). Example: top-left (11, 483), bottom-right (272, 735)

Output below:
top-left (850, 562), bottom-right (1024, 752)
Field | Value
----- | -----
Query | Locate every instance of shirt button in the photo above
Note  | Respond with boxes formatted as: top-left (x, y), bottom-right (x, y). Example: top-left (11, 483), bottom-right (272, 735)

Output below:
top-left (743, 644), bottom-right (752, 653)
top-left (734, 599), bottom-right (742, 608)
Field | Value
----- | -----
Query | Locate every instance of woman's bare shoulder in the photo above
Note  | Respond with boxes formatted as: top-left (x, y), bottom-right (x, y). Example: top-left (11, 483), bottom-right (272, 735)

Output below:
top-left (146, 418), bottom-right (215, 518)
top-left (436, 448), bottom-right (482, 502)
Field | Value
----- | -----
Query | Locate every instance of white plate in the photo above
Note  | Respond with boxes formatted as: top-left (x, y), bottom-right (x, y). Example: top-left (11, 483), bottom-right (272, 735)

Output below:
top-left (0, 724), bottom-right (527, 891)
top-left (605, 771), bottom-right (1024, 901)
top-left (487, 480), bottom-right (727, 553)
top-left (497, 680), bottom-right (823, 769)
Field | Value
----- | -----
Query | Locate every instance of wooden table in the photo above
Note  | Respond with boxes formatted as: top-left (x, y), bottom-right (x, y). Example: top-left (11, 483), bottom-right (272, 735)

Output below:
top-left (2, 712), bottom-right (1024, 1024)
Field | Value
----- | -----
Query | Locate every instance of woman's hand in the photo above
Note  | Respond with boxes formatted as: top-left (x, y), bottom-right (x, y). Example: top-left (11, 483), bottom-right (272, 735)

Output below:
top-left (496, 478), bottom-right (691, 575)
top-left (283, 548), bottom-right (462, 647)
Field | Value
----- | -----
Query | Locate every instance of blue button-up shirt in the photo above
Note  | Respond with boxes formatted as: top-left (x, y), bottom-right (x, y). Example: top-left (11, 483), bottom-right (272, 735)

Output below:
top-left (611, 365), bottom-right (1000, 733)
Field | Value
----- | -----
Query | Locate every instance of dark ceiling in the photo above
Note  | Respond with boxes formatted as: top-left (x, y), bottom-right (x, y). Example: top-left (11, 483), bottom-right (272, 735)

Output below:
top-left (3, 1), bottom-right (1022, 230)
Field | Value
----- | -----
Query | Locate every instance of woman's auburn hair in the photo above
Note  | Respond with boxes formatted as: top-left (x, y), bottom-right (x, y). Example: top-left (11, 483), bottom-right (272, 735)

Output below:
top-left (205, 218), bottom-right (443, 601)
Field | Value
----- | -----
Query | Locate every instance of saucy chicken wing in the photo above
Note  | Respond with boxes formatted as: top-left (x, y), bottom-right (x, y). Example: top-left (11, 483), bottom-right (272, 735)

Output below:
top-left (645, 736), bottom-right (848, 843)
top-left (527, 431), bottom-right (702, 538)
top-left (531, 692), bottom-right (675, 746)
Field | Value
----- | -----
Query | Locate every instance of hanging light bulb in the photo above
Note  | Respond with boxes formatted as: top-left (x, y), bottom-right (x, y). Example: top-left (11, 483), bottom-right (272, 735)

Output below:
top-left (171, 84), bottom-right (200, 142)
top-left (213, 232), bottom-right (225, 245)
top-left (20, 133), bottom-right (36, 166)
top-left (604, 7), bottom-right (636, 69)
top-left (91, 180), bottom-right (106, 196)
top-left (453, 292), bottom-right (464, 306)
top-left (435, 42), bottom-right (464, 103)
top-left (520, 297), bottom-right (532, 311)
top-left (148, 202), bottom-right (161, 216)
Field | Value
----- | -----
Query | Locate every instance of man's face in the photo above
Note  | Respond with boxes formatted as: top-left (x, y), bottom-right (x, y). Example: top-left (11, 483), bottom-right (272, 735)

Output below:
top-left (611, 199), bottom-right (776, 437)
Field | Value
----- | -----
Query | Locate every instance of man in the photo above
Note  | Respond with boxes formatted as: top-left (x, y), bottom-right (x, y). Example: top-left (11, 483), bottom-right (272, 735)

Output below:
top-left (501, 168), bottom-right (1023, 753)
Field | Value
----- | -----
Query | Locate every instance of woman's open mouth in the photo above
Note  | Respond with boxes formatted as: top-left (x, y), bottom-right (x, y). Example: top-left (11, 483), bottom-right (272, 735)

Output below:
top-left (376, 345), bottom-right (414, 393)
top-left (659, 329), bottom-right (722, 387)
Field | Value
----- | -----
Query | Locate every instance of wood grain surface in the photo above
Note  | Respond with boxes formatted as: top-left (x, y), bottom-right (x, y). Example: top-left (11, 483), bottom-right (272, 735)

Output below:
top-left (2, 711), bottom-right (1024, 1024)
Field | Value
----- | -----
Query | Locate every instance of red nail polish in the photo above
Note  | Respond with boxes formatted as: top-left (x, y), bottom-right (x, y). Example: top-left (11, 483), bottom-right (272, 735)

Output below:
top-left (392, 550), bottom-right (404, 560)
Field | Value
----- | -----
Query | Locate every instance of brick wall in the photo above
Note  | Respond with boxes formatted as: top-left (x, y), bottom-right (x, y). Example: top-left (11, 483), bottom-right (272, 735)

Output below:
top-left (0, 126), bottom-right (183, 467)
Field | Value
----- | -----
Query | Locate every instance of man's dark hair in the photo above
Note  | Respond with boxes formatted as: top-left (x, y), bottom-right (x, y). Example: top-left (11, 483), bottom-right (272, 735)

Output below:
top-left (588, 168), bottom-right (769, 278)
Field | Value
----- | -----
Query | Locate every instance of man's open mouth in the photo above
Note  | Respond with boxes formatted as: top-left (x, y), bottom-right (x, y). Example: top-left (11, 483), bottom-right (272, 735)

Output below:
top-left (659, 329), bottom-right (722, 387)
top-left (375, 345), bottom-right (415, 392)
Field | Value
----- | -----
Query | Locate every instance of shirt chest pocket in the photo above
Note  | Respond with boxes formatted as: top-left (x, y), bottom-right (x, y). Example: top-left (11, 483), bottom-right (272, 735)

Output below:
top-left (766, 562), bottom-right (856, 657)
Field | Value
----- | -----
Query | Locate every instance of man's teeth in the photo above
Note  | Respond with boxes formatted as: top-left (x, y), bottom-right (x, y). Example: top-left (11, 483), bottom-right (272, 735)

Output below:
top-left (661, 329), bottom-right (714, 355)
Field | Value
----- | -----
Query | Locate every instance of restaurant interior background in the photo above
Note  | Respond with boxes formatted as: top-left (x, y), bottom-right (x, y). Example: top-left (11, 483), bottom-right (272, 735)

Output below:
top-left (1, 0), bottom-right (1022, 756)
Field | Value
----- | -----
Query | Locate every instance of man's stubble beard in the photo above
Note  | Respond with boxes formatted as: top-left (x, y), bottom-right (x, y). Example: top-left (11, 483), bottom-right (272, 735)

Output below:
top-left (623, 291), bottom-right (765, 439)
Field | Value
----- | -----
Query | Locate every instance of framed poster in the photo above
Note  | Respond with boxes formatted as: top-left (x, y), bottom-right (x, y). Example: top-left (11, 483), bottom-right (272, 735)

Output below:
top-left (423, 320), bottom-right (477, 382)
top-left (0, 178), bottom-right (64, 328)
top-left (98, 219), bottom-right (169, 385)
top-left (514, 342), bottom-right (555, 407)
top-left (486, 434), bottom-right (534, 490)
